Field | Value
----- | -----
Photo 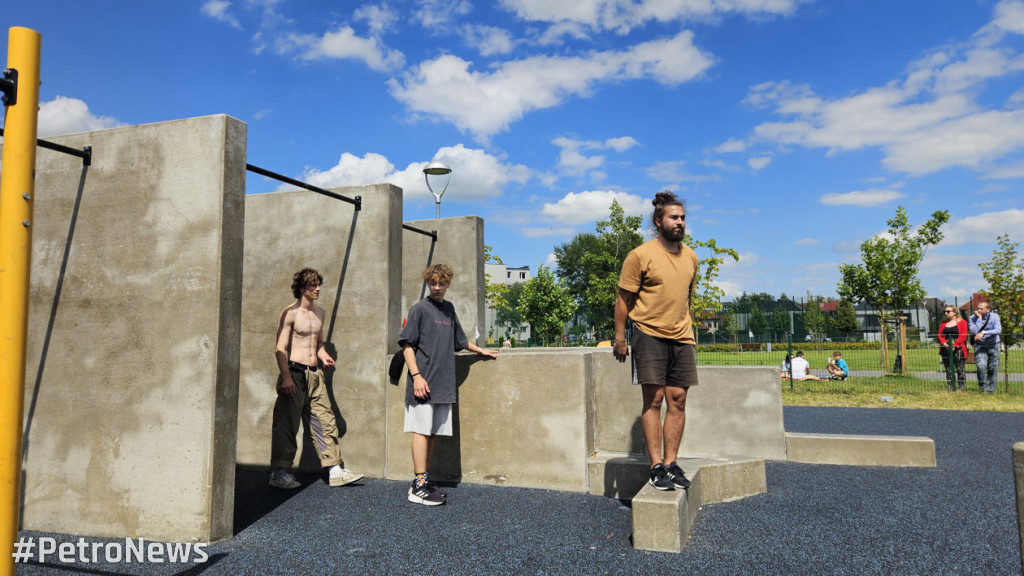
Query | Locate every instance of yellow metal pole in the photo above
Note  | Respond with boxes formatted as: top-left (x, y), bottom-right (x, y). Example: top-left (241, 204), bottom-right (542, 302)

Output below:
top-left (0, 26), bottom-right (41, 576)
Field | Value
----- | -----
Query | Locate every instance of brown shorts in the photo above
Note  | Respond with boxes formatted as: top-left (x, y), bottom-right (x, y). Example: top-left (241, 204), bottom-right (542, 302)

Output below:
top-left (630, 329), bottom-right (699, 388)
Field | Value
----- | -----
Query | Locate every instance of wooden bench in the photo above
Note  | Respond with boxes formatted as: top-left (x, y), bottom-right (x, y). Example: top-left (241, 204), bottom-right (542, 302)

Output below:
top-left (739, 343), bottom-right (762, 351)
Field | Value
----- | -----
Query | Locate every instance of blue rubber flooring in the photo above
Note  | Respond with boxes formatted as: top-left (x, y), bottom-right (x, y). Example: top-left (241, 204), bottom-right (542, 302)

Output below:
top-left (15, 406), bottom-right (1024, 575)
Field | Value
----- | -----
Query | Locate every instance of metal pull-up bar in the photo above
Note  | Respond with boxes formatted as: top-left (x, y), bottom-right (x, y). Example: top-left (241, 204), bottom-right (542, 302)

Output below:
top-left (0, 127), bottom-right (92, 166)
top-left (246, 163), bottom-right (361, 211)
top-left (403, 223), bottom-right (437, 240)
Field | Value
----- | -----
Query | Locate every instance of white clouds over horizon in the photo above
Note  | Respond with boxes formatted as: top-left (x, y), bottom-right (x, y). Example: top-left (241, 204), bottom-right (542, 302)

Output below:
top-left (201, 0), bottom-right (241, 29)
top-left (540, 190), bottom-right (646, 225)
top-left (37, 96), bottom-right (122, 137)
top-left (282, 25), bottom-right (405, 72)
top-left (389, 30), bottom-right (714, 139)
top-left (819, 189), bottom-right (904, 207)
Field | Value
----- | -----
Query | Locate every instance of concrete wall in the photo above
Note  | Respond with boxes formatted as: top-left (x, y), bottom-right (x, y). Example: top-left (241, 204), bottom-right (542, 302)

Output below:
top-left (401, 216), bottom-right (484, 346)
top-left (384, 349), bottom-right (786, 490)
top-left (236, 184), bottom-right (403, 478)
top-left (22, 115), bottom-right (245, 542)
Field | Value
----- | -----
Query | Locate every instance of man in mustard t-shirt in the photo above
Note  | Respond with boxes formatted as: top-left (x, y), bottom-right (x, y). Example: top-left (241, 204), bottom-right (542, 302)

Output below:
top-left (613, 191), bottom-right (699, 491)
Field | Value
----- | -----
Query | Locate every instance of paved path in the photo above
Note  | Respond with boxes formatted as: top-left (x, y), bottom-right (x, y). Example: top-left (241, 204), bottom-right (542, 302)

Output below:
top-left (16, 407), bottom-right (1024, 575)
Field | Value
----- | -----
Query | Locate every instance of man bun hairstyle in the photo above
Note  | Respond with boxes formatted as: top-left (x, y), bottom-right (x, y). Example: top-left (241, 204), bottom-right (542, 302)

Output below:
top-left (422, 263), bottom-right (455, 284)
top-left (652, 190), bottom-right (684, 228)
top-left (291, 267), bottom-right (324, 299)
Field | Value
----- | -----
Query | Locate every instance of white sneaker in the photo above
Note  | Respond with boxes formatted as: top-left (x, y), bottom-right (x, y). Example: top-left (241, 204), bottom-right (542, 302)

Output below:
top-left (329, 468), bottom-right (364, 487)
top-left (268, 469), bottom-right (301, 489)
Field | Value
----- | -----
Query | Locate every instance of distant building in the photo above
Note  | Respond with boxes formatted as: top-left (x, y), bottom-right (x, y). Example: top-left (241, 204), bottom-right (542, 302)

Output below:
top-left (484, 263), bottom-right (530, 343)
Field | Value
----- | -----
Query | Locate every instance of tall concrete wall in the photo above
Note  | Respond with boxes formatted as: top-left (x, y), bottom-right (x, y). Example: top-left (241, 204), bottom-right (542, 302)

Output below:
top-left (401, 216), bottom-right (484, 346)
top-left (21, 115), bottom-right (245, 542)
top-left (236, 184), bottom-right (403, 478)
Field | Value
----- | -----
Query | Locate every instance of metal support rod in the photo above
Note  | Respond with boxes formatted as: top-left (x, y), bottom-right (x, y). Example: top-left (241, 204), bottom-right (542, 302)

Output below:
top-left (246, 163), bottom-right (361, 210)
top-left (402, 223), bottom-right (437, 240)
top-left (0, 127), bottom-right (92, 166)
top-left (0, 26), bottom-right (41, 576)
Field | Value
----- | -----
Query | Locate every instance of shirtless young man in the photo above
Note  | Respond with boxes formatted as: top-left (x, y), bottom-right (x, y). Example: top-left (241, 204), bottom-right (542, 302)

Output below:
top-left (269, 267), bottom-right (363, 489)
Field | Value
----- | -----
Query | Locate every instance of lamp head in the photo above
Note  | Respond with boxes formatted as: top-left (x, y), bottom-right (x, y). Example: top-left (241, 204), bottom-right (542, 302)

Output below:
top-left (423, 161), bottom-right (452, 176)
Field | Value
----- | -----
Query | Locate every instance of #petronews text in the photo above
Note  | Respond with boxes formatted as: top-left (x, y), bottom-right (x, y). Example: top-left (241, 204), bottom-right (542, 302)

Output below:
top-left (12, 536), bottom-right (208, 564)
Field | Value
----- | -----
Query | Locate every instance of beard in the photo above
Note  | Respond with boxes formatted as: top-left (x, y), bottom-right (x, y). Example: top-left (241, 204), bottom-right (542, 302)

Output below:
top-left (660, 224), bottom-right (686, 242)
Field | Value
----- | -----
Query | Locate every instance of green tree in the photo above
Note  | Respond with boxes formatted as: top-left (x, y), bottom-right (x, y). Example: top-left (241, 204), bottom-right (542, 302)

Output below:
top-left (484, 244), bottom-right (507, 311)
top-left (803, 292), bottom-right (828, 339)
top-left (770, 308), bottom-right (791, 338)
top-left (495, 282), bottom-right (525, 330)
top-left (833, 298), bottom-right (859, 338)
top-left (519, 265), bottom-right (577, 345)
top-left (718, 306), bottom-right (737, 339)
top-left (978, 233), bottom-right (1024, 385)
top-left (837, 206), bottom-right (950, 319)
top-left (685, 233), bottom-right (740, 342)
top-left (748, 307), bottom-right (769, 339)
top-left (554, 200), bottom-right (643, 339)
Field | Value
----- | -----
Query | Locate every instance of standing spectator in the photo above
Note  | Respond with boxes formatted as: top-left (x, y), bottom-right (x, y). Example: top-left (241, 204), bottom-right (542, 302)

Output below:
top-left (937, 306), bottom-right (968, 391)
top-left (968, 301), bottom-right (1002, 393)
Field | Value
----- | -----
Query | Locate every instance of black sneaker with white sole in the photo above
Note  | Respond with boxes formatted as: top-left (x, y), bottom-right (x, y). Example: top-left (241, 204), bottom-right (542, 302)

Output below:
top-left (649, 464), bottom-right (675, 491)
top-left (408, 480), bottom-right (445, 506)
top-left (665, 462), bottom-right (691, 490)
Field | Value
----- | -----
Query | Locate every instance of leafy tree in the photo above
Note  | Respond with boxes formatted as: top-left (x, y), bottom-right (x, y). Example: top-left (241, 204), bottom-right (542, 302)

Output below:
top-left (770, 308), bottom-right (791, 337)
top-left (832, 298), bottom-right (859, 338)
top-left (554, 200), bottom-right (643, 339)
top-left (837, 206), bottom-right (950, 319)
top-left (748, 307), bottom-right (769, 339)
top-left (803, 292), bottom-right (828, 339)
top-left (978, 233), bottom-right (1024, 384)
top-left (495, 282), bottom-right (525, 330)
top-left (685, 234), bottom-right (740, 342)
top-left (484, 244), bottom-right (507, 311)
top-left (718, 306), bottom-right (737, 339)
top-left (519, 265), bottom-right (577, 345)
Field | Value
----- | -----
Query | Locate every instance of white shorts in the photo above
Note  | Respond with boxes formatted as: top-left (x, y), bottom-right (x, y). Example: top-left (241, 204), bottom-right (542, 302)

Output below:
top-left (403, 403), bottom-right (453, 436)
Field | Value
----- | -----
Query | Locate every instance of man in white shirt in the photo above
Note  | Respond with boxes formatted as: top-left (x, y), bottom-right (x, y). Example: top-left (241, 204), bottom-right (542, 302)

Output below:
top-left (790, 351), bottom-right (822, 381)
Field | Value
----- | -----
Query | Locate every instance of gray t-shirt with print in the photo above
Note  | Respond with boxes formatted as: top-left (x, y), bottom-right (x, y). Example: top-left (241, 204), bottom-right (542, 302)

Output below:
top-left (398, 297), bottom-right (468, 405)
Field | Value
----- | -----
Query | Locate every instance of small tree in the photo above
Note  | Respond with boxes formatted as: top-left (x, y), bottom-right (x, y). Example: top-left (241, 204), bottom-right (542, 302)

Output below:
top-left (770, 308), bottom-right (791, 339)
top-left (748, 307), bottom-right (769, 340)
top-left (519, 265), bottom-right (577, 345)
top-left (832, 298), bottom-right (859, 339)
top-left (803, 293), bottom-right (828, 340)
top-left (978, 233), bottom-right (1024, 386)
top-left (685, 234), bottom-right (740, 343)
top-left (838, 205), bottom-right (950, 320)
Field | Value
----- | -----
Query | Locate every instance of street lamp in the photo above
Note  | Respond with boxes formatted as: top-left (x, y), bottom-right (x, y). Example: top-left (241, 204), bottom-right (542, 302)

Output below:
top-left (423, 161), bottom-right (452, 219)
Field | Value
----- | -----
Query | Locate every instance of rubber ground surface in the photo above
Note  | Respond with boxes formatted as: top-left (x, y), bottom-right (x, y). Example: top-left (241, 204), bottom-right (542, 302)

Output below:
top-left (15, 406), bottom-right (1024, 575)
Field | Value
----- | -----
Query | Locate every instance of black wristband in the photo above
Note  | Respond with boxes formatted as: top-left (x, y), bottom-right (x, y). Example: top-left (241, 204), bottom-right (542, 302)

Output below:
top-left (410, 373), bottom-right (420, 378)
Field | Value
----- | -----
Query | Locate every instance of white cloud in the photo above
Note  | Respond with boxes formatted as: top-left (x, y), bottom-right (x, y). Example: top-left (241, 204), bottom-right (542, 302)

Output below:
top-left (747, 156), bottom-right (771, 171)
top-left (743, 3), bottom-right (1024, 177)
top-left (253, 107), bottom-right (274, 120)
top-left (714, 138), bottom-right (747, 153)
top-left (986, 161), bottom-right (1024, 179)
top-left (37, 96), bottom-right (121, 137)
top-left (819, 189), bottom-right (904, 207)
top-left (498, 0), bottom-right (807, 33)
top-left (389, 30), bottom-right (713, 139)
top-left (201, 0), bottom-right (241, 29)
top-left (521, 226), bottom-right (577, 238)
top-left (298, 144), bottom-right (530, 202)
top-left (354, 3), bottom-right (399, 36)
top-left (646, 160), bottom-right (719, 184)
top-left (540, 190), bottom-right (645, 225)
top-left (940, 209), bottom-right (1024, 245)
top-left (552, 137), bottom-right (605, 175)
top-left (605, 136), bottom-right (639, 151)
top-left (794, 238), bottom-right (819, 246)
top-left (284, 26), bottom-right (405, 72)
top-left (415, 0), bottom-right (473, 28)
top-left (460, 24), bottom-right (517, 56)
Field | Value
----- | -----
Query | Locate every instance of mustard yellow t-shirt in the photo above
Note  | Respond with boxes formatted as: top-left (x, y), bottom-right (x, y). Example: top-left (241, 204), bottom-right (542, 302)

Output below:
top-left (618, 239), bottom-right (699, 343)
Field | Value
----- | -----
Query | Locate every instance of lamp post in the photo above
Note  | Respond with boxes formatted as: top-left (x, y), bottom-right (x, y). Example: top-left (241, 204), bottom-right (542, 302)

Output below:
top-left (423, 161), bottom-right (452, 219)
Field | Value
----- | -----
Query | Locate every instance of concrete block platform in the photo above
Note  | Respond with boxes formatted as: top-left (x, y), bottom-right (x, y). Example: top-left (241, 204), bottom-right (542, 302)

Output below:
top-left (629, 457), bottom-right (767, 553)
top-left (785, 432), bottom-right (936, 467)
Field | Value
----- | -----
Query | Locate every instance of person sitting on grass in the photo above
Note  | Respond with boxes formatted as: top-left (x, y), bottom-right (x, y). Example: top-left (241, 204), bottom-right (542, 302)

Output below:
top-left (781, 353), bottom-right (792, 380)
top-left (790, 351), bottom-right (823, 381)
top-left (827, 351), bottom-right (849, 380)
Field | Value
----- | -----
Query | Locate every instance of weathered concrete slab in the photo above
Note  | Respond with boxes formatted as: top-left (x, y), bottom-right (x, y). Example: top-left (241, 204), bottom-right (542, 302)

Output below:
top-left (401, 216), bottom-right (484, 346)
top-left (237, 184), bottom-right (403, 478)
top-left (23, 115), bottom-right (245, 542)
top-left (631, 458), bottom-right (767, 552)
top-left (591, 357), bottom-right (787, 461)
top-left (786, 432), bottom-right (936, 467)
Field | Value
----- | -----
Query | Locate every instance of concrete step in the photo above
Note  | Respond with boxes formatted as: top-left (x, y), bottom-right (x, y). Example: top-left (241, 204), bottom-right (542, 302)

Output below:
top-left (785, 432), bottom-right (936, 467)
top-left (588, 452), bottom-right (767, 552)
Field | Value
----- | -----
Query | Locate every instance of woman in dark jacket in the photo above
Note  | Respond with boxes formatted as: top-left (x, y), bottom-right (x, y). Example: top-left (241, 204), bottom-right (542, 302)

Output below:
top-left (937, 306), bottom-right (968, 391)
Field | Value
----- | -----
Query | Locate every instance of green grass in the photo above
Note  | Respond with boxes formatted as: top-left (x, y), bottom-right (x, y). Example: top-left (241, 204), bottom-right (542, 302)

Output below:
top-left (699, 347), bottom-right (1024, 374)
top-left (782, 387), bottom-right (1024, 412)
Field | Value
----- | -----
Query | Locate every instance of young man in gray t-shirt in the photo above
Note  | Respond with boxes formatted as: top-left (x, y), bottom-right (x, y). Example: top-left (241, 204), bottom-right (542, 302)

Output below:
top-left (398, 264), bottom-right (497, 505)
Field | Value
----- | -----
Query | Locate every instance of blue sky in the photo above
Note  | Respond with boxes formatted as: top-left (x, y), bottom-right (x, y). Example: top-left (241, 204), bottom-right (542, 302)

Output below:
top-left (3, 0), bottom-right (1024, 303)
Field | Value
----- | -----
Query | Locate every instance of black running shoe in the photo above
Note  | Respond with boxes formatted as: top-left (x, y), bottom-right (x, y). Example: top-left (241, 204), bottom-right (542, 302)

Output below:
top-left (649, 464), bottom-right (675, 491)
top-left (408, 480), bottom-right (445, 506)
top-left (665, 462), bottom-right (691, 490)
